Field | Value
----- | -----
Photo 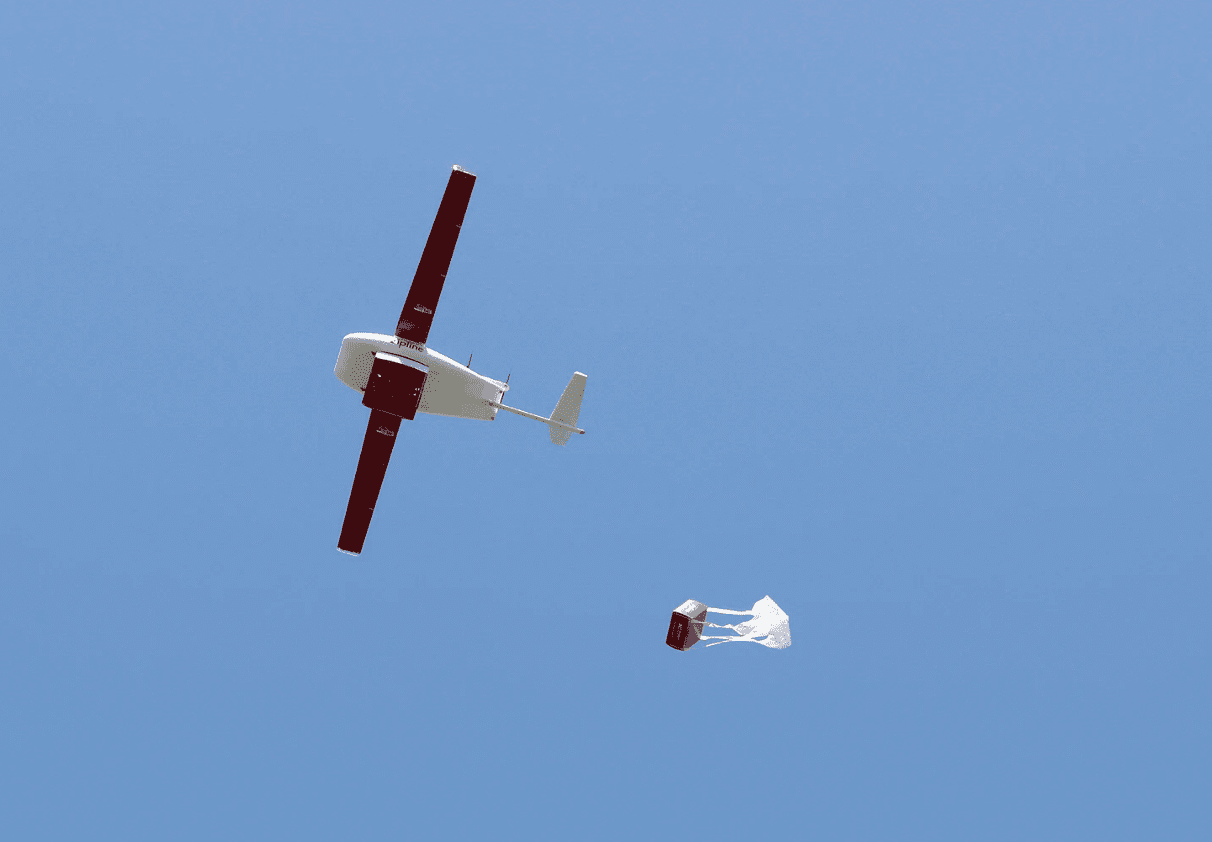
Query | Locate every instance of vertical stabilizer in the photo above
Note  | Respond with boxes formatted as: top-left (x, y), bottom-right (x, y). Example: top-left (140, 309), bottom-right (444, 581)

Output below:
top-left (549, 372), bottom-right (587, 446)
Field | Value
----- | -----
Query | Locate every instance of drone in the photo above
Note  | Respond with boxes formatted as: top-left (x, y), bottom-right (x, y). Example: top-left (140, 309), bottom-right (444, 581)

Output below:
top-left (333, 166), bottom-right (587, 555)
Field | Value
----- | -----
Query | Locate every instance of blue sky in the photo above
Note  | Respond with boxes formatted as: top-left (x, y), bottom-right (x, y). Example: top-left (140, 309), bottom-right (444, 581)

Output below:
top-left (3, 1), bottom-right (1209, 838)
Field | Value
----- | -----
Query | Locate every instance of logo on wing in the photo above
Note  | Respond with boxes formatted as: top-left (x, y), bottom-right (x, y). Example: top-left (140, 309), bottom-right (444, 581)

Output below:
top-left (413, 304), bottom-right (433, 314)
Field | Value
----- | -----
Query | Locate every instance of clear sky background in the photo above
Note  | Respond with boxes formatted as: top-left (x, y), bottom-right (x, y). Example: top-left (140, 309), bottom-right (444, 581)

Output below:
top-left (3, 1), bottom-right (1209, 839)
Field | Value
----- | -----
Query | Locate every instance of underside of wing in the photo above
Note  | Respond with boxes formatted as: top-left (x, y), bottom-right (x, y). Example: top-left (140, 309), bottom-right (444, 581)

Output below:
top-left (338, 410), bottom-right (403, 555)
top-left (338, 355), bottom-right (429, 555)
top-left (395, 166), bottom-right (477, 345)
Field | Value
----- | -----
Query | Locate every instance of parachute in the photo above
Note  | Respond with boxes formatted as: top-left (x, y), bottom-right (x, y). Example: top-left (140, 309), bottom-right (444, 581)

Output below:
top-left (665, 596), bottom-right (791, 650)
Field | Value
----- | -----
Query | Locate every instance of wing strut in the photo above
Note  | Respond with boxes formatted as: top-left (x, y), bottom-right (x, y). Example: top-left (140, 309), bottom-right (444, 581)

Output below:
top-left (395, 166), bottom-right (477, 345)
top-left (338, 409), bottom-right (404, 555)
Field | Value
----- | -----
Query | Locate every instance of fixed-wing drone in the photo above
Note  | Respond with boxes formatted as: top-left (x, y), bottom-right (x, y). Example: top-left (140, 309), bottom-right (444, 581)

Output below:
top-left (333, 166), bottom-right (587, 555)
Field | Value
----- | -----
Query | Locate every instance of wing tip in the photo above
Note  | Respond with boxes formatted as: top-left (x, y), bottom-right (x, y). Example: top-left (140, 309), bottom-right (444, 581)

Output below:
top-left (452, 164), bottom-right (477, 177)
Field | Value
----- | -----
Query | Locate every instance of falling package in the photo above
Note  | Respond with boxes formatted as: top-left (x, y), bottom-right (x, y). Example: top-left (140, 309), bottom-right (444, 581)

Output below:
top-left (665, 596), bottom-right (791, 651)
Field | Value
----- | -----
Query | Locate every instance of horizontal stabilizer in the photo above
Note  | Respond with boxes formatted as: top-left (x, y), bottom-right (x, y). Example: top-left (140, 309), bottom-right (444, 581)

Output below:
top-left (550, 372), bottom-right (587, 446)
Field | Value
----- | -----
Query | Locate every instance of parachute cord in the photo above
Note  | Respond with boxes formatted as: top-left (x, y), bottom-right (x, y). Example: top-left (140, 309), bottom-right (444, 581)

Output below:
top-left (701, 636), bottom-right (766, 647)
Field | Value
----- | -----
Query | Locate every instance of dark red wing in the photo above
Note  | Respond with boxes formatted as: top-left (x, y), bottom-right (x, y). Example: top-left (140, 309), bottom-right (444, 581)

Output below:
top-left (394, 166), bottom-right (477, 344)
top-left (337, 410), bottom-right (403, 555)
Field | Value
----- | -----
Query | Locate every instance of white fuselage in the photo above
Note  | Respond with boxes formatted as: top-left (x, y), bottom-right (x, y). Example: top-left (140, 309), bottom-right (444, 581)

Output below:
top-left (335, 332), bottom-right (508, 421)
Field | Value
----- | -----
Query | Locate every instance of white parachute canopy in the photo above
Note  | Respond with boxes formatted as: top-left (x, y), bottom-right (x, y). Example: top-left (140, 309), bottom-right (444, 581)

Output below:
top-left (665, 596), bottom-right (791, 650)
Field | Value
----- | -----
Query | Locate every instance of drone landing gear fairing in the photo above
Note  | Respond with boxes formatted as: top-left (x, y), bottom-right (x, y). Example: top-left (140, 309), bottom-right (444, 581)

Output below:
top-left (333, 166), bottom-right (588, 555)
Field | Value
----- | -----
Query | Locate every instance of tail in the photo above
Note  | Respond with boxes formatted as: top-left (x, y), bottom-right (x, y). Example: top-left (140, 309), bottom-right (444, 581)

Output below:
top-left (486, 372), bottom-right (587, 442)
top-left (549, 372), bottom-right (587, 446)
